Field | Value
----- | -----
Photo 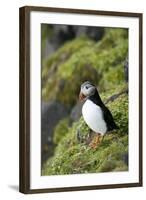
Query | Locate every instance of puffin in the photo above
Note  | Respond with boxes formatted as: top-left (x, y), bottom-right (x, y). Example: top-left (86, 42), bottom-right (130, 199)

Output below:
top-left (79, 81), bottom-right (118, 148)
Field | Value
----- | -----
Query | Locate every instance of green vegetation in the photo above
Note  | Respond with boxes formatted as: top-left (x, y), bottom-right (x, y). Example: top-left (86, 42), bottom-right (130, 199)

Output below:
top-left (42, 85), bottom-right (128, 175)
top-left (41, 27), bottom-right (128, 175)
top-left (53, 118), bottom-right (70, 145)
top-left (42, 28), bottom-right (128, 106)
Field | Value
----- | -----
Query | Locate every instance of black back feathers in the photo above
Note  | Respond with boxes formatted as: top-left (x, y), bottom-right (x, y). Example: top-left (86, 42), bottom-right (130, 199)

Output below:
top-left (89, 89), bottom-right (118, 132)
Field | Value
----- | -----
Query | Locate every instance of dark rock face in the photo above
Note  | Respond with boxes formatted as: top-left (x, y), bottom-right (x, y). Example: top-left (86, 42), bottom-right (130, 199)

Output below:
top-left (122, 153), bottom-right (128, 166)
top-left (41, 101), bottom-right (69, 164)
top-left (70, 102), bottom-right (83, 122)
top-left (42, 24), bottom-right (104, 59)
top-left (76, 26), bottom-right (104, 41)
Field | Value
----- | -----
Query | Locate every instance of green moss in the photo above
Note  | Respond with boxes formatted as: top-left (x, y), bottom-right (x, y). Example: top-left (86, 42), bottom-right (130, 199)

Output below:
top-left (53, 118), bottom-right (70, 145)
top-left (41, 28), bottom-right (128, 174)
top-left (96, 28), bottom-right (128, 49)
top-left (42, 135), bottom-right (128, 175)
top-left (42, 28), bottom-right (128, 106)
top-left (99, 64), bottom-right (124, 90)
top-left (42, 86), bottom-right (128, 175)
top-left (42, 36), bottom-right (94, 80)
top-left (107, 93), bottom-right (128, 135)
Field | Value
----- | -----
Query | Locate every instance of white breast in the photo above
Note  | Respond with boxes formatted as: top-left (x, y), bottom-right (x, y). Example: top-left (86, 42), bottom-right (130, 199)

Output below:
top-left (82, 100), bottom-right (107, 135)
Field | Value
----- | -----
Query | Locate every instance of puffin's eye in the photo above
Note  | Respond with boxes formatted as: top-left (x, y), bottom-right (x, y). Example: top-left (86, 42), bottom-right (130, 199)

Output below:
top-left (85, 86), bottom-right (88, 89)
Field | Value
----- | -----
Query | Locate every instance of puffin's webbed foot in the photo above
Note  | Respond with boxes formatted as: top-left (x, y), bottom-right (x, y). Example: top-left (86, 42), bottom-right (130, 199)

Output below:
top-left (89, 133), bottom-right (103, 149)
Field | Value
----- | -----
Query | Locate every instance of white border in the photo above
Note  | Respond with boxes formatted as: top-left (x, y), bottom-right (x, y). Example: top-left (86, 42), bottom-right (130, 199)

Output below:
top-left (30, 11), bottom-right (139, 189)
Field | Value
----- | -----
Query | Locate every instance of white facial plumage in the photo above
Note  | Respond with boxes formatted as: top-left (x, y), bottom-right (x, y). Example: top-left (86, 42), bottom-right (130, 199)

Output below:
top-left (80, 82), bottom-right (96, 98)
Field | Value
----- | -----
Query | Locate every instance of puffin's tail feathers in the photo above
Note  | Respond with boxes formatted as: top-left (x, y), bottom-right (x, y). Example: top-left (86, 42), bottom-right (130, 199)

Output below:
top-left (108, 122), bottom-right (119, 132)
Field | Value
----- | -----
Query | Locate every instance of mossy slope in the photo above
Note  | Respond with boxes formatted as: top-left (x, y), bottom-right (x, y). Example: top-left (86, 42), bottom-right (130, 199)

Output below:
top-left (42, 86), bottom-right (128, 175)
top-left (42, 27), bottom-right (128, 175)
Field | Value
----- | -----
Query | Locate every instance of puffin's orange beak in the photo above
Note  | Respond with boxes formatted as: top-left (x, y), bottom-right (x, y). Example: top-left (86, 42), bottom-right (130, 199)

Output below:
top-left (79, 92), bottom-right (86, 101)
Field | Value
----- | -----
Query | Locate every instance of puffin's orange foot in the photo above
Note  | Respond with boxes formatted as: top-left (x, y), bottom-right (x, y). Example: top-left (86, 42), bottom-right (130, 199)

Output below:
top-left (89, 133), bottom-right (102, 149)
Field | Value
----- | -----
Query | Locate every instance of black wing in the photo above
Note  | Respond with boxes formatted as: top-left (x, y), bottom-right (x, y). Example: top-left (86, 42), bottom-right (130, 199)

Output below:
top-left (102, 105), bottom-right (118, 131)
